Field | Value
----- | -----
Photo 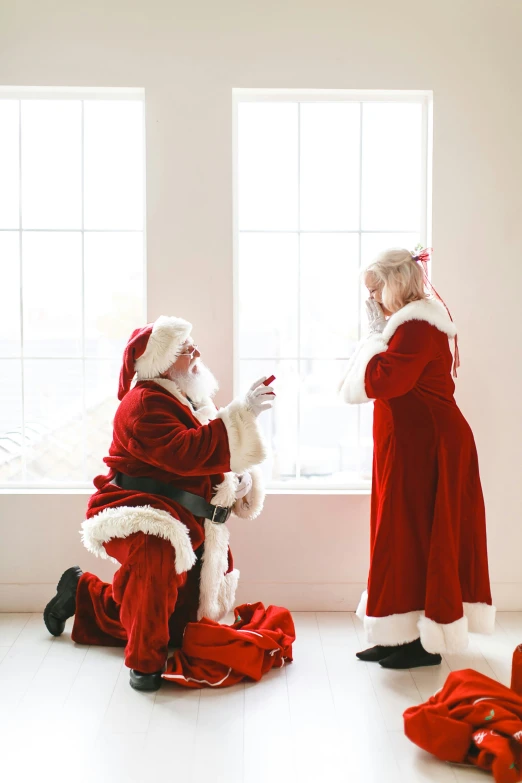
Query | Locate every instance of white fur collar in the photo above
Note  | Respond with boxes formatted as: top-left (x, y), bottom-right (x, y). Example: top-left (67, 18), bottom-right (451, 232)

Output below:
top-left (144, 378), bottom-right (217, 425)
top-left (382, 298), bottom-right (457, 343)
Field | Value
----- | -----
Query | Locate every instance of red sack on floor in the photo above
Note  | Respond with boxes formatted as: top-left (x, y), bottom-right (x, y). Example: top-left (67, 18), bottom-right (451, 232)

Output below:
top-left (404, 669), bottom-right (522, 783)
top-left (163, 602), bottom-right (295, 688)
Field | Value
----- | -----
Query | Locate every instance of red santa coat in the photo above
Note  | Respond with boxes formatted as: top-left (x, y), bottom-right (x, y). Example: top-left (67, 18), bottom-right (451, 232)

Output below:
top-left (404, 669), bottom-right (522, 783)
top-left (340, 298), bottom-right (494, 654)
top-left (81, 377), bottom-right (266, 622)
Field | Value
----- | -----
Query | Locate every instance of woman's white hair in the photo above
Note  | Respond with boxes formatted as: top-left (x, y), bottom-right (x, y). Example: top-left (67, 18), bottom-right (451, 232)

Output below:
top-left (363, 247), bottom-right (427, 314)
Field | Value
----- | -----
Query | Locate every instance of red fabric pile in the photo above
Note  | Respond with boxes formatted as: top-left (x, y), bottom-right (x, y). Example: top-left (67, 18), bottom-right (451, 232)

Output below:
top-left (404, 669), bottom-right (522, 782)
top-left (163, 602), bottom-right (295, 688)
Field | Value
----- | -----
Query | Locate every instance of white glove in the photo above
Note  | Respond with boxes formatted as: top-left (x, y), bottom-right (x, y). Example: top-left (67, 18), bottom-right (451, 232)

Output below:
top-left (235, 472), bottom-right (253, 500)
top-left (365, 298), bottom-right (386, 335)
top-left (244, 377), bottom-right (275, 417)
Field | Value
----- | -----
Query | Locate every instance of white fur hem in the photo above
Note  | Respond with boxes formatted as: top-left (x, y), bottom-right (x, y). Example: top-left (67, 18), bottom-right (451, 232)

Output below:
top-left (80, 505), bottom-right (196, 574)
top-left (198, 516), bottom-right (239, 621)
top-left (135, 316), bottom-right (192, 379)
top-left (418, 614), bottom-right (469, 655)
top-left (216, 399), bottom-right (266, 474)
top-left (356, 590), bottom-right (495, 654)
top-left (339, 336), bottom-right (387, 404)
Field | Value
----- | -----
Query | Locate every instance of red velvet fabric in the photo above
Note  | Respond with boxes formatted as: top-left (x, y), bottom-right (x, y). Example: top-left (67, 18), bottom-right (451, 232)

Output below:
top-left (87, 381), bottom-right (233, 554)
top-left (364, 320), bottom-right (492, 625)
top-left (404, 669), bottom-right (522, 782)
top-left (163, 602), bottom-right (295, 688)
top-left (72, 532), bottom-right (202, 672)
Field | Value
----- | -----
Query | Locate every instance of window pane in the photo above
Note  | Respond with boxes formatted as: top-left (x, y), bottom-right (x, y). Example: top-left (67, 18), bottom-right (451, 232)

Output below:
top-left (239, 359), bottom-right (298, 483)
top-left (300, 360), bottom-right (369, 485)
top-left (0, 101), bottom-right (20, 229)
top-left (361, 103), bottom-right (423, 231)
top-left (21, 100), bottom-right (82, 229)
top-left (84, 101), bottom-right (144, 230)
top-left (0, 232), bottom-right (21, 357)
top-left (22, 232), bottom-right (83, 357)
top-left (24, 359), bottom-right (84, 483)
top-left (238, 102), bottom-right (298, 231)
top-left (85, 359), bottom-right (119, 480)
top-left (0, 360), bottom-right (24, 483)
top-left (238, 233), bottom-right (298, 358)
top-left (300, 233), bottom-right (360, 359)
top-left (84, 232), bottom-right (144, 358)
top-left (300, 102), bottom-right (360, 231)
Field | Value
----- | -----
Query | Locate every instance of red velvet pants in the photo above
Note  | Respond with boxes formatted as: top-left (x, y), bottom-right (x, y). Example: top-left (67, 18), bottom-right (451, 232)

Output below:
top-left (71, 532), bottom-right (201, 673)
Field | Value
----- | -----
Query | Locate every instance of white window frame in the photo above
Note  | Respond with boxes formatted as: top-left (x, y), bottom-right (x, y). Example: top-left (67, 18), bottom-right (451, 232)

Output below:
top-left (232, 88), bottom-right (433, 492)
top-left (0, 86), bottom-right (147, 491)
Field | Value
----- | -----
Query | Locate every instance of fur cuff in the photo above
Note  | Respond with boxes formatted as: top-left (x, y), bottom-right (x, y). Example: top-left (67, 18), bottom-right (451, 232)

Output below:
top-left (216, 399), bottom-right (267, 473)
top-left (233, 466), bottom-right (265, 520)
top-left (198, 517), bottom-right (239, 621)
top-left (80, 505), bottom-right (196, 574)
top-left (339, 336), bottom-right (387, 404)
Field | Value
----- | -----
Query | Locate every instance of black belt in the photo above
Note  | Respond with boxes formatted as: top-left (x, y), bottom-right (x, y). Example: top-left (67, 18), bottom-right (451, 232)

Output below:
top-left (113, 472), bottom-right (232, 525)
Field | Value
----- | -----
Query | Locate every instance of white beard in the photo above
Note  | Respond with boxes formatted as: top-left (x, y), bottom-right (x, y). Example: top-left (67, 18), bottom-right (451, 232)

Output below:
top-left (167, 361), bottom-right (219, 403)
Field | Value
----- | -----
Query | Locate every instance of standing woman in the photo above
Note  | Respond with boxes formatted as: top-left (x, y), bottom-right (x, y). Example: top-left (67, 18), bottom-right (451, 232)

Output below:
top-left (340, 248), bottom-right (495, 669)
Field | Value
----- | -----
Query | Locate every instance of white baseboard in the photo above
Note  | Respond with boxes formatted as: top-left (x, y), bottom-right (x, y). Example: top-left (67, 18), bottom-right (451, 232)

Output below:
top-left (1, 581), bottom-right (520, 613)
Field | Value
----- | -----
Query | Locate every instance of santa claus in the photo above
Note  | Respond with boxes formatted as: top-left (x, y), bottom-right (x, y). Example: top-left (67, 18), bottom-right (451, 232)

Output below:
top-left (43, 315), bottom-right (274, 691)
top-left (340, 247), bottom-right (495, 668)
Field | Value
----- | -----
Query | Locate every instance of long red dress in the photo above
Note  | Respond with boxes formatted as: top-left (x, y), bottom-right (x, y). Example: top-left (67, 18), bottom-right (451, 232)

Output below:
top-left (340, 298), bottom-right (494, 654)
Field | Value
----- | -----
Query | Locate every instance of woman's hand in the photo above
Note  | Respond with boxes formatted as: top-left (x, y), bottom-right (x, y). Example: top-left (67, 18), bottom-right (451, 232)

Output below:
top-left (366, 299), bottom-right (387, 335)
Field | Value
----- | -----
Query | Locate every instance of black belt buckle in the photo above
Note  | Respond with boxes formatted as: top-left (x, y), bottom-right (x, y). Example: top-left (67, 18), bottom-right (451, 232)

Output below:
top-left (211, 505), bottom-right (232, 525)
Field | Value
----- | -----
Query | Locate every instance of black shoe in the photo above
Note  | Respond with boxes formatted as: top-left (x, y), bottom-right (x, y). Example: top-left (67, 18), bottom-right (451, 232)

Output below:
top-left (129, 670), bottom-right (163, 692)
top-left (379, 638), bottom-right (442, 669)
top-left (356, 645), bottom-right (398, 662)
top-left (43, 566), bottom-right (83, 637)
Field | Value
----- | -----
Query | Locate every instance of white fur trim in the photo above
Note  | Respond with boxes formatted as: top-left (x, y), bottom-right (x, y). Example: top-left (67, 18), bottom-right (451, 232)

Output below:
top-left (419, 614), bottom-right (469, 655)
top-left (212, 472), bottom-right (238, 508)
top-left (356, 589), bottom-right (368, 622)
top-left (135, 316), bottom-right (192, 379)
top-left (80, 505), bottom-right (196, 574)
top-left (339, 335), bottom-right (387, 404)
top-left (464, 602), bottom-right (497, 634)
top-left (150, 378), bottom-right (217, 425)
top-left (382, 298), bottom-right (457, 342)
top-left (233, 466), bottom-right (265, 520)
top-left (216, 399), bottom-right (266, 474)
top-left (356, 590), bottom-right (494, 653)
top-left (365, 609), bottom-right (422, 646)
top-left (197, 517), bottom-right (239, 622)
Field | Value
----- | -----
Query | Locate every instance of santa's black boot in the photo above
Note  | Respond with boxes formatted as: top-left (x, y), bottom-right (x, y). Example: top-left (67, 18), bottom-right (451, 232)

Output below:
top-left (43, 566), bottom-right (83, 637)
top-left (356, 645), bottom-right (397, 662)
top-left (379, 638), bottom-right (442, 669)
top-left (129, 670), bottom-right (163, 692)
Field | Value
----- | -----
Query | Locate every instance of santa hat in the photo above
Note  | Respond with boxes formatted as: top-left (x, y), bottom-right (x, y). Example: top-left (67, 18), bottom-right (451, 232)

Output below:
top-left (118, 315), bottom-right (192, 400)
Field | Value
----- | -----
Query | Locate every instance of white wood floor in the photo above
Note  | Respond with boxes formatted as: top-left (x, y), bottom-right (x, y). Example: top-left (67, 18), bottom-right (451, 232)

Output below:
top-left (0, 610), bottom-right (520, 783)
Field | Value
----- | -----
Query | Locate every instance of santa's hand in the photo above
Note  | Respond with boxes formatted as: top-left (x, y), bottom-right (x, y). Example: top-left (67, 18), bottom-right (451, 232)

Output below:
top-left (244, 377), bottom-right (275, 417)
top-left (366, 299), bottom-right (386, 335)
top-left (235, 471), bottom-right (253, 500)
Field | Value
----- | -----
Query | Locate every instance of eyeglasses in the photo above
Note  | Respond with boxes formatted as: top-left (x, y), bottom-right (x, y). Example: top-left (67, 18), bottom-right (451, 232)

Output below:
top-left (179, 344), bottom-right (199, 358)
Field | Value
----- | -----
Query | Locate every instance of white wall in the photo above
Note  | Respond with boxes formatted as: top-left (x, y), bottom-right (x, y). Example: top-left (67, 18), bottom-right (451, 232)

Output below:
top-left (1, 0), bottom-right (521, 611)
